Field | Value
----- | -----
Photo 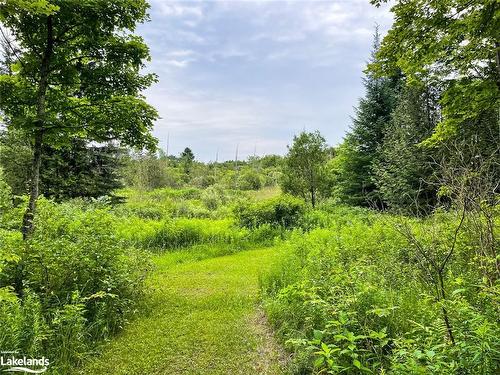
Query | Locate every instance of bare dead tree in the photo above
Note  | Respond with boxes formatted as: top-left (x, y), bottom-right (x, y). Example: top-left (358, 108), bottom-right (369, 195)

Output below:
top-left (393, 204), bottom-right (466, 345)
top-left (433, 137), bottom-right (500, 285)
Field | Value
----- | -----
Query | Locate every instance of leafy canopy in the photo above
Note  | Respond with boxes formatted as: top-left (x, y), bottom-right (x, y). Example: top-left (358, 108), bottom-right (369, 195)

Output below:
top-left (369, 0), bottom-right (500, 142)
top-left (281, 131), bottom-right (329, 207)
top-left (0, 0), bottom-right (158, 149)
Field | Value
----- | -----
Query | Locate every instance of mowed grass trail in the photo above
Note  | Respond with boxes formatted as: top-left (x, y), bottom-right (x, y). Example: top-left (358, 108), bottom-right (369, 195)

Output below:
top-left (79, 248), bottom-right (286, 375)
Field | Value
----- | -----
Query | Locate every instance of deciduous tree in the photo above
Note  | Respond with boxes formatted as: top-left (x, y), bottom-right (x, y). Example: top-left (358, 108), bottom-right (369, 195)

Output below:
top-left (0, 0), bottom-right (158, 238)
top-left (370, 0), bottom-right (500, 142)
top-left (281, 131), bottom-right (329, 208)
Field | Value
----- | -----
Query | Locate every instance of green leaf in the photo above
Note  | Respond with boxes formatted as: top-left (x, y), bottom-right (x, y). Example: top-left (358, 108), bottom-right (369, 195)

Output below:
top-left (353, 359), bottom-right (362, 369)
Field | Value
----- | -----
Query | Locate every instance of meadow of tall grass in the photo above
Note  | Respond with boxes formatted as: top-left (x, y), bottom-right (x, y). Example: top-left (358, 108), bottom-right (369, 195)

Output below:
top-left (260, 204), bottom-right (500, 374)
top-left (1, 184), bottom-right (498, 374)
top-left (0, 186), bottom-right (289, 373)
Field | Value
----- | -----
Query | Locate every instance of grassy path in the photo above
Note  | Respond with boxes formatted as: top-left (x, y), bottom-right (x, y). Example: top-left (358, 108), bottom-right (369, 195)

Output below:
top-left (79, 248), bottom-right (285, 375)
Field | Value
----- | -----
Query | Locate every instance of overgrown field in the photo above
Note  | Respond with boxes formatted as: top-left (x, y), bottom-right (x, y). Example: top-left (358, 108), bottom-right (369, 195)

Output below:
top-left (1, 181), bottom-right (499, 374)
top-left (261, 203), bottom-right (500, 374)
top-left (0, 185), bottom-right (297, 373)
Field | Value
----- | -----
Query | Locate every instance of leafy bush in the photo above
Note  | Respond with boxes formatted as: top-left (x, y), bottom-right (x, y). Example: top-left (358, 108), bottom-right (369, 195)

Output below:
top-left (201, 184), bottom-right (228, 210)
top-left (0, 167), bottom-right (12, 211)
top-left (261, 206), bottom-right (499, 374)
top-left (235, 194), bottom-right (306, 229)
top-left (237, 169), bottom-right (263, 190)
top-left (0, 199), bottom-right (150, 372)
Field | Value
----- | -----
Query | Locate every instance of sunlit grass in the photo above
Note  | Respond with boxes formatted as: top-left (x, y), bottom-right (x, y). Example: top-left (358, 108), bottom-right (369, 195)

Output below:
top-left (78, 247), bottom-right (286, 375)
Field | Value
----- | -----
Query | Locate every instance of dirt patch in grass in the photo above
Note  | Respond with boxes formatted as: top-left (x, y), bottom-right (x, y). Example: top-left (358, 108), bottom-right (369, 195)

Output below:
top-left (249, 308), bottom-right (290, 374)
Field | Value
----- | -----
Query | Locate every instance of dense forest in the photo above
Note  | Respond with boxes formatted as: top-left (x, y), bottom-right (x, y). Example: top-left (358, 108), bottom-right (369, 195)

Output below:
top-left (0, 0), bottom-right (498, 374)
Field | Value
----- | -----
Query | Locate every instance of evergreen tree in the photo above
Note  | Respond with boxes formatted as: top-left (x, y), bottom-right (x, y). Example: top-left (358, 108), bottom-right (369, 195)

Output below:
top-left (373, 86), bottom-right (439, 214)
top-left (40, 140), bottom-right (125, 201)
top-left (331, 30), bottom-right (401, 207)
top-left (370, 0), bottom-right (499, 142)
top-left (0, 166), bottom-right (12, 211)
top-left (0, 130), bottom-right (125, 200)
top-left (180, 147), bottom-right (195, 177)
top-left (0, 129), bottom-right (32, 195)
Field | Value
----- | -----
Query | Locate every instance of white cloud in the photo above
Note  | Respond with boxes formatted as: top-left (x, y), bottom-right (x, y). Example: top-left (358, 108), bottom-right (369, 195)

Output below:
top-left (153, 1), bottom-right (204, 19)
top-left (138, 0), bottom-right (395, 160)
top-left (164, 59), bottom-right (195, 68)
top-left (167, 49), bottom-right (197, 58)
top-left (178, 29), bottom-right (206, 44)
top-left (144, 84), bottom-right (312, 159)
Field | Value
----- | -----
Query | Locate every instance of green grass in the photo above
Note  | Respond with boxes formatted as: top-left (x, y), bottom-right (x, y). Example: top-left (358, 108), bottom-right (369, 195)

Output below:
top-left (77, 247), bottom-right (286, 375)
top-left (246, 186), bottom-right (281, 201)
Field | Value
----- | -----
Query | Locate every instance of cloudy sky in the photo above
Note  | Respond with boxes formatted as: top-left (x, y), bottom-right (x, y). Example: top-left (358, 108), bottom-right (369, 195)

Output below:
top-left (138, 0), bottom-right (393, 161)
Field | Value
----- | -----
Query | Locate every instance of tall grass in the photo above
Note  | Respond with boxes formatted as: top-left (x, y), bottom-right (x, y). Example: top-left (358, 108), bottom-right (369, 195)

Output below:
top-left (0, 199), bottom-right (150, 373)
top-left (260, 206), bottom-right (500, 374)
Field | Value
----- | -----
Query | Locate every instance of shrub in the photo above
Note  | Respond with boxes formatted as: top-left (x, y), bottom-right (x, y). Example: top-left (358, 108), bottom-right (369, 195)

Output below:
top-left (0, 199), bottom-right (150, 372)
top-left (238, 169), bottom-right (263, 190)
top-left (0, 167), bottom-right (11, 211)
top-left (201, 185), bottom-right (228, 210)
top-left (235, 194), bottom-right (306, 229)
top-left (261, 206), bottom-right (500, 374)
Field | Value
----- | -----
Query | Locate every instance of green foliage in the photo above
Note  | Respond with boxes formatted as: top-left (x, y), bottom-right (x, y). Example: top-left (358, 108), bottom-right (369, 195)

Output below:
top-left (0, 0), bottom-right (159, 237)
top-left (113, 188), bottom-right (285, 251)
top-left (369, 0), bottom-right (500, 142)
top-left (0, 130), bottom-right (125, 199)
top-left (290, 315), bottom-right (390, 374)
top-left (0, 0), bottom-right (158, 148)
top-left (281, 131), bottom-right (330, 208)
top-left (261, 205), bottom-right (499, 374)
top-left (0, 166), bottom-right (12, 211)
top-left (329, 141), bottom-right (371, 207)
top-left (237, 167), bottom-right (263, 190)
top-left (200, 184), bottom-right (228, 210)
top-left (114, 186), bottom-right (238, 220)
top-left (0, 199), bottom-right (150, 372)
top-left (0, 129), bottom-right (31, 196)
top-left (122, 152), bottom-right (176, 190)
top-left (373, 86), bottom-right (438, 214)
top-left (235, 194), bottom-right (306, 229)
top-left (121, 151), bottom-right (281, 193)
top-left (331, 31), bottom-right (401, 208)
top-left (49, 298), bottom-right (87, 371)
top-left (39, 140), bottom-right (125, 201)
top-left (128, 218), bottom-right (244, 250)
top-left (180, 147), bottom-right (195, 177)
top-left (0, 289), bottom-right (47, 356)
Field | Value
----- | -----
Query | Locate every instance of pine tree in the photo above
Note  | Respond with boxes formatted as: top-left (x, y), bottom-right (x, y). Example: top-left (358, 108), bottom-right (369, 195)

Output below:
top-left (373, 85), bottom-right (439, 214)
top-left (40, 140), bottom-right (125, 201)
top-left (0, 130), bottom-right (125, 200)
top-left (180, 147), bottom-right (195, 177)
top-left (331, 29), bottom-right (401, 207)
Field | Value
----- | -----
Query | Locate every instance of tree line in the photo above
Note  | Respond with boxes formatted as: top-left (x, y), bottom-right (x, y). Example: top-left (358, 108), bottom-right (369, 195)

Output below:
top-left (0, 0), bottom-right (498, 228)
top-left (282, 20), bottom-right (499, 215)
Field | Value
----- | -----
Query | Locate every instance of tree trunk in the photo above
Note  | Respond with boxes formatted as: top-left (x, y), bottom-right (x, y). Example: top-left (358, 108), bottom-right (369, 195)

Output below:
top-left (21, 15), bottom-right (53, 240)
top-left (438, 271), bottom-right (455, 345)
top-left (21, 130), bottom-right (43, 239)
top-left (310, 187), bottom-right (316, 208)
